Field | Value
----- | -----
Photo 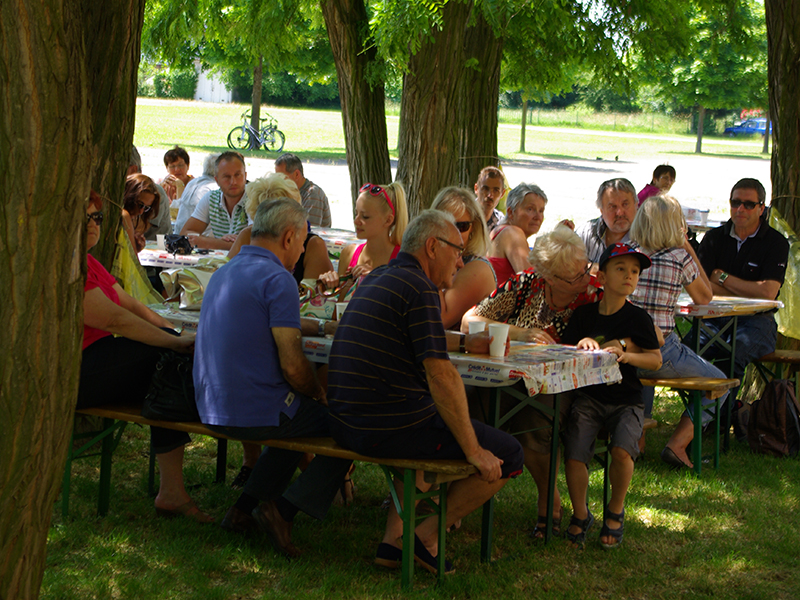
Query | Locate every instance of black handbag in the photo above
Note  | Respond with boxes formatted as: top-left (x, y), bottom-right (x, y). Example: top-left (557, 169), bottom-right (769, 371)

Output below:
top-left (142, 351), bottom-right (200, 422)
top-left (164, 234), bottom-right (194, 256)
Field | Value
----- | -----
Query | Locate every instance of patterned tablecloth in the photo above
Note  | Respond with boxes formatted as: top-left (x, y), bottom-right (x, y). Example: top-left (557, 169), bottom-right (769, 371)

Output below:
top-left (314, 227), bottom-right (359, 260)
top-left (302, 338), bottom-right (621, 397)
top-left (676, 293), bottom-right (782, 318)
top-left (138, 245), bottom-right (228, 269)
top-left (150, 303), bottom-right (201, 331)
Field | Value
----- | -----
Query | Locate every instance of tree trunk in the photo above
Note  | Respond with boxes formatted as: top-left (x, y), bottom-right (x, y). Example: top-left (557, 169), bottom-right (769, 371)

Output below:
top-left (0, 1), bottom-right (143, 597)
top-left (396, 1), bottom-right (473, 216)
top-left (762, 109), bottom-right (770, 155)
top-left (83, 0), bottom-right (145, 270)
top-left (250, 55), bottom-right (263, 149)
top-left (457, 10), bottom-right (503, 189)
top-left (322, 0), bottom-right (392, 208)
top-left (766, 0), bottom-right (800, 228)
top-left (695, 105), bottom-right (705, 154)
top-left (520, 99), bottom-right (528, 153)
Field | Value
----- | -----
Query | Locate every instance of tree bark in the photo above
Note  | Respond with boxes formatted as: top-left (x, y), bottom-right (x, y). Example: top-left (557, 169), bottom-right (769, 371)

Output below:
top-left (458, 10), bottom-right (503, 189)
top-left (0, 1), bottom-right (143, 597)
top-left (695, 105), bottom-right (705, 154)
top-left (83, 0), bottom-right (145, 270)
top-left (250, 55), bottom-right (263, 149)
top-left (322, 0), bottom-right (392, 208)
top-left (520, 99), bottom-right (528, 153)
top-left (762, 109), bottom-right (770, 155)
top-left (766, 0), bottom-right (800, 228)
top-left (396, 1), bottom-right (473, 216)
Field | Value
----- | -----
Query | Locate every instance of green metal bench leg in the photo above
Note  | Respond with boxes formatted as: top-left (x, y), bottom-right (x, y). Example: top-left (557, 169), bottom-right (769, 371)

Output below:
top-left (215, 438), bottom-right (228, 484)
top-left (62, 430), bottom-right (77, 518)
top-left (544, 393), bottom-right (561, 543)
top-left (98, 418), bottom-right (117, 516)
top-left (691, 391), bottom-right (703, 475)
top-left (400, 468), bottom-right (416, 591)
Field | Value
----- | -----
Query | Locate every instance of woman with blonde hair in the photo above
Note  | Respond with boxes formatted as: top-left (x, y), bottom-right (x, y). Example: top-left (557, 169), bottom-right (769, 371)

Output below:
top-left (228, 172), bottom-right (332, 284)
top-left (431, 186), bottom-right (496, 329)
top-left (318, 182), bottom-right (409, 299)
top-left (628, 194), bottom-right (720, 470)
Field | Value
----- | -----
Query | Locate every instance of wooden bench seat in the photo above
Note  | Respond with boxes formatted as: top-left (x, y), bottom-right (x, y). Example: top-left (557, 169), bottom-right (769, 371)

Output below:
top-left (640, 377), bottom-right (740, 474)
top-left (67, 405), bottom-right (477, 589)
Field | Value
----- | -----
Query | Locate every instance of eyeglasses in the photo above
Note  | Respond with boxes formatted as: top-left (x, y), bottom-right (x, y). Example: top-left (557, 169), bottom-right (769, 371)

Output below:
top-left (86, 212), bottom-right (104, 225)
top-left (454, 221), bottom-right (472, 233)
top-left (730, 199), bottom-right (762, 210)
top-left (136, 200), bottom-right (152, 213)
top-left (553, 262), bottom-right (591, 285)
top-left (360, 183), bottom-right (395, 216)
top-left (436, 237), bottom-right (465, 257)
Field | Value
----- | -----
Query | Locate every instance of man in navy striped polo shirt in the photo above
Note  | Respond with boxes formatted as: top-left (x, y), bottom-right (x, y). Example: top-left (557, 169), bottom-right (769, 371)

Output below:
top-left (328, 210), bottom-right (523, 572)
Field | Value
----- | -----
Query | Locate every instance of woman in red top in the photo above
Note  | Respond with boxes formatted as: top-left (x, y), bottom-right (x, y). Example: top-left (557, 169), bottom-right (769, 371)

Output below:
top-left (81, 191), bottom-right (210, 522)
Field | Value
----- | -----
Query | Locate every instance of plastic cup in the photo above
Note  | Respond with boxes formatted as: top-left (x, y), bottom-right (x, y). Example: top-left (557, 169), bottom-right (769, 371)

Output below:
top-left (699, 210), bottom-right (709, 226)
top-left (468, 321), bottom-right (486, 334)
top-left (156, 234), bottom-right (166, 250)
top-left (488, 323), bottom-right (510, 357)
top-left (335, 302), bottom-right (349, 320)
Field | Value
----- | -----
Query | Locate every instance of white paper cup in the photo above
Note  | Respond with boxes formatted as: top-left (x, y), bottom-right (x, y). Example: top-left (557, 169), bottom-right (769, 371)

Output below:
top-left (156, 234), bottom-right (166, 250)
top-left (699, 210), bottom-right (709, 226)
top-left (468, 321), bottom-right (486, 334)
top-left (488, 323), bottom-right (510, 357)
top-left (335, 302), bottom-right (349, 320)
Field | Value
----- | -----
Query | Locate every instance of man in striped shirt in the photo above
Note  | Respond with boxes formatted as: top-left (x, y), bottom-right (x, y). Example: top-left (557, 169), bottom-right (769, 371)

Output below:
top-left (274, 153), bottom-right (332, 228)
top-left (180, 151), bottom-right (249, 250)
top-left (327, 210), bottom-right (523, 571)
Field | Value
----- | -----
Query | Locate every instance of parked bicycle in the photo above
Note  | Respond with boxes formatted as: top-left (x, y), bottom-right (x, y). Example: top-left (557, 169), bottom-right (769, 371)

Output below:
top-left (227, 110), bottom-right (286, 152)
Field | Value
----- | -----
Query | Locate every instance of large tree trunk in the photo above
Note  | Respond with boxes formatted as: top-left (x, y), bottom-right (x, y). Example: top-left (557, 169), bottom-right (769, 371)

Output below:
top-left (396, 1), bottom-right (473, 215)
top-left (766, 0), bottom-right (800, 227)
top-left (458, 11), bottom-right (503, 189)
top-left (0, 1), bottom-right (143, 597)
top-left (250, 55), bottom-right (263, 149)
top-left (83, 0), bottom-right (145, 269)
top-left (322, 0), bottom-right (392, 207)
top-left (695, 105), bottom-right (705, 154)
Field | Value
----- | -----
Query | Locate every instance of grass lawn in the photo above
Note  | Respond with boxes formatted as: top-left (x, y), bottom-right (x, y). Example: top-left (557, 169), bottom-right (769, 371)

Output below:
top-left (43, 391), bottom-right (800, 599)
top-left (133, 100), bottom-right (769, 166)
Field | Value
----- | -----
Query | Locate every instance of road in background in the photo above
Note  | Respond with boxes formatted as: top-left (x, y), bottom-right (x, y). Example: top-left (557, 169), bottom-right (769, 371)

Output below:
top-left (138, 141), bottom-right (770, 234)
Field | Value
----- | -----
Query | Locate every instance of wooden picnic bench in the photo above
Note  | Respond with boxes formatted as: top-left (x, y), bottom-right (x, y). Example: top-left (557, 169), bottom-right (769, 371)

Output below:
top-left (65, 405), bottom-right (477, 590)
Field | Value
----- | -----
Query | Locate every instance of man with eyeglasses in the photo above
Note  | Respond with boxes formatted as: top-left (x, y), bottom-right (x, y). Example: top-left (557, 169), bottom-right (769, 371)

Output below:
top-left (694, 178), bottom-right (789, 380)
top-left (327, 210), bottom-right (523, 572)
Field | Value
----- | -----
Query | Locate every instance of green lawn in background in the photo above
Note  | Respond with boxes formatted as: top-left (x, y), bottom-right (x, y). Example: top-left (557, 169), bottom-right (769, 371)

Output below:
top-left (133, 100), bottom-right (769, 165)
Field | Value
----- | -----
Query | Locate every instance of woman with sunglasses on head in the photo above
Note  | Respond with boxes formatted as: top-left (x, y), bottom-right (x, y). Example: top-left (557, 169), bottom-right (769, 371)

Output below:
top-left (318, 182), bottom-right (409, 299)
top-left (122, 173), bottom-right (160, 253)
top-left (431, 187), bottom-right (497, 329)
top-left (486, 183), bottom-right (547, 288)
top-left (80, 191), bottom-right (211, 522)
top-left (461, 224), bottom-right (602, 538)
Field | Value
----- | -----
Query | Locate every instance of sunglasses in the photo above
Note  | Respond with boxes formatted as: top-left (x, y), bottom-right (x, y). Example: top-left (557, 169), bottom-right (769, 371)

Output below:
top-left (136, 200), bottom-right (152, 213)
top-left (730, 199), bottom-right (762, 210)
top-left (86, 212), bottom-right (104, 225)
top-left (455, 221), bottom-right (472, 233)
top-left (553, 262), bottom-right (592, 285)
top-left (436, 237), bottom-right (465, 257)
top-left (360, 183), bottom-right (395, 216)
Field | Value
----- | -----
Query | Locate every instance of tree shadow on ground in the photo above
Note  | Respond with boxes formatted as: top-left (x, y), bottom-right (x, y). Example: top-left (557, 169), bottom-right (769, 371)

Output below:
top-left (501, 155), bottom-right (630, 174)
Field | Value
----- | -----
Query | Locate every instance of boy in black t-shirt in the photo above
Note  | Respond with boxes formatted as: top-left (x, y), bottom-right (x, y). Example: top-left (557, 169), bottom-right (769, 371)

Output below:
top-left (561, 243), bottom-right (662, 549)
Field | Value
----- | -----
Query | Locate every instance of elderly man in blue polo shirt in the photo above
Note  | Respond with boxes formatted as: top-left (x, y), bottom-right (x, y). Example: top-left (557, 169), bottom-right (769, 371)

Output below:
top-left (327, 210), bottom-right (524, 573)
top-left (194, 198), bottom-right (351, 558)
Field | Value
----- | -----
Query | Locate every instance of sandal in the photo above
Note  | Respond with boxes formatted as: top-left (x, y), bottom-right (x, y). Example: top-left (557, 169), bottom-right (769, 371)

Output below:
top-left (531, 506), bottom-right (563, 540)
top-left (334, 464), bottom-right (356, 506)
top-left (230, 465), bottom-right (253, 490)
top-left (599, 508), bottom-right (625, 549)
top-left (565, 508), bottom-right (594, 548)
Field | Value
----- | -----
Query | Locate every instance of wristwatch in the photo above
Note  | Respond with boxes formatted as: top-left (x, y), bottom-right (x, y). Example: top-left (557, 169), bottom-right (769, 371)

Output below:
top-left (459, 334), bottom-right (467, 354)
top-left (717, 271), bottom-right (729, 286)
top-left (318, 319), bottom-right (326, 337)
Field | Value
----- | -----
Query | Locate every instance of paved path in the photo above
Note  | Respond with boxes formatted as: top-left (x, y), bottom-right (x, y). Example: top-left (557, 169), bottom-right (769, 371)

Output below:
top-left (139, 139), bottom-right (770, 233)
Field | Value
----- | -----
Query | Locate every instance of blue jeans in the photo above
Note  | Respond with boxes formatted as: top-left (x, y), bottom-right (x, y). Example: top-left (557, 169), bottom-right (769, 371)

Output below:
top-left (208, 397), bottom-right (352, 521)
top-left (638, 331), bottom-right (729, 425)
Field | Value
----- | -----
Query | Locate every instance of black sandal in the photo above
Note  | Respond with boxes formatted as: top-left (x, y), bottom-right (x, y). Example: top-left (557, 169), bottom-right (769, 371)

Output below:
top-left (565, 508), bottom-right (594, 548)
top-left (230, 465), bottom-right (253, 490)
top-left (599, 508), bottom-right (625, 549)
top-left (531, 507), bottom-right (562, 540)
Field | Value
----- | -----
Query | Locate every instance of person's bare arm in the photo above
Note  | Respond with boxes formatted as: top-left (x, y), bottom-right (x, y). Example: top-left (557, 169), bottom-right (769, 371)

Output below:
top-left (498, 226), bottom-right (533, 274)
top-left (181, 217), bottom-right (234, 250)
top-left (424, 357), bottom-right (503, 482)
top-left (709, 268), bottom-right (782, 300)
top-left (460, 305), bottom-right (554, 344)
top-left (604, 345), bottom-right (662, 370)
top-left (273, 327), bottom-right (326, 402)
top-left (299, 235), bottom-right (334, 282)
top-left (683, 239), bottom-right (713, 302)
top-left (84, 288), bottom-right (194, 352)
top-left (440, 260), bottom-right (497, 330)
top-left (228, 226), bottom-right (251, 259)
top-left (113, 283), bottom-right (175, 329)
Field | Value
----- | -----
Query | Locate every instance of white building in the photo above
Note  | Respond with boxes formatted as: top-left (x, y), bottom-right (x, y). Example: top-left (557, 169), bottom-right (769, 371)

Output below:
top-left (193, 59), bottom-right (231, 103)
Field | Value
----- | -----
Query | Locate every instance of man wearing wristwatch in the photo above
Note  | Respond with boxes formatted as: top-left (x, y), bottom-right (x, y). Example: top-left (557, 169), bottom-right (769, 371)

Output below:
top-left (693, 178), bottom-right (789, 380)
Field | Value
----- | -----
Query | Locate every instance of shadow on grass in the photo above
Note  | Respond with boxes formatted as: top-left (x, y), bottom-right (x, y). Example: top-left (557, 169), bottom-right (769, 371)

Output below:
top-left (501, 155), bottom-right (629, 174)
top-left (181, 145), bottom-right (349, 165)
top-left (663, 150), bottom-right (770, 161)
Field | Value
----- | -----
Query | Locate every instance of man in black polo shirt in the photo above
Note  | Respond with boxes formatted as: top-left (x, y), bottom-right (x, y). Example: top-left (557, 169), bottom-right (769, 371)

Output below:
top-left (694, 178), bottom-right (789, 379)
top-left (327, 210), bottom-right (523, 573)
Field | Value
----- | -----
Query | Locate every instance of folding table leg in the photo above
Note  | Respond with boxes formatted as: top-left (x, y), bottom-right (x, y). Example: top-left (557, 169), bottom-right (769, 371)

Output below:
top-left (691, 392), bottom-right (703, 476)
top-left (400, 468), bottom-right (416, 591)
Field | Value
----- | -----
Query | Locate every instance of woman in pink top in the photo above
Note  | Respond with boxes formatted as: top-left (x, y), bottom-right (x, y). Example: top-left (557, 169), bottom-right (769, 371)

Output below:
top-left (81, 192), bottom-right (210, 522)
top-left (318, 182), bottom-right (409, 299)
top-left (486, 183), bottom-right (547, 287)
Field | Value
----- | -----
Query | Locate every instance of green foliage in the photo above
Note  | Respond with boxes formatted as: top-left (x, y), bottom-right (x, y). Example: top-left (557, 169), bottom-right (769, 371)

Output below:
top-left (224, 70), bottom-right (339, 108)
top-left (150, 68), bottom-right (199, 99)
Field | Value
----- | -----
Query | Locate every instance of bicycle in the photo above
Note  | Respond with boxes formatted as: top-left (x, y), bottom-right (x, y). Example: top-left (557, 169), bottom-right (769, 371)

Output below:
top-left (226, 110), bottom-right (286, 152)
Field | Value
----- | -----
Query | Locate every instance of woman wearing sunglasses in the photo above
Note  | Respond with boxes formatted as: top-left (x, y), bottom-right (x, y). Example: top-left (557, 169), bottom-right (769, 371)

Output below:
top-left (122, 173), bottom-right (160, 253)
top-left (486, 183), bottom-right (547, 287)
top-left (431, 187), bottom-right (497, 329)
top-left (80, 192), bottom-right (210, 522)
top-left (318, 182), bottom-right (409, 299)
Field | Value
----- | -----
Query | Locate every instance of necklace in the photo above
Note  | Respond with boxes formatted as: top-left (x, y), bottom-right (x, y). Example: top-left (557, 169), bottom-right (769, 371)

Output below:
top-left (546, 283), bottom-right (576, 311)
